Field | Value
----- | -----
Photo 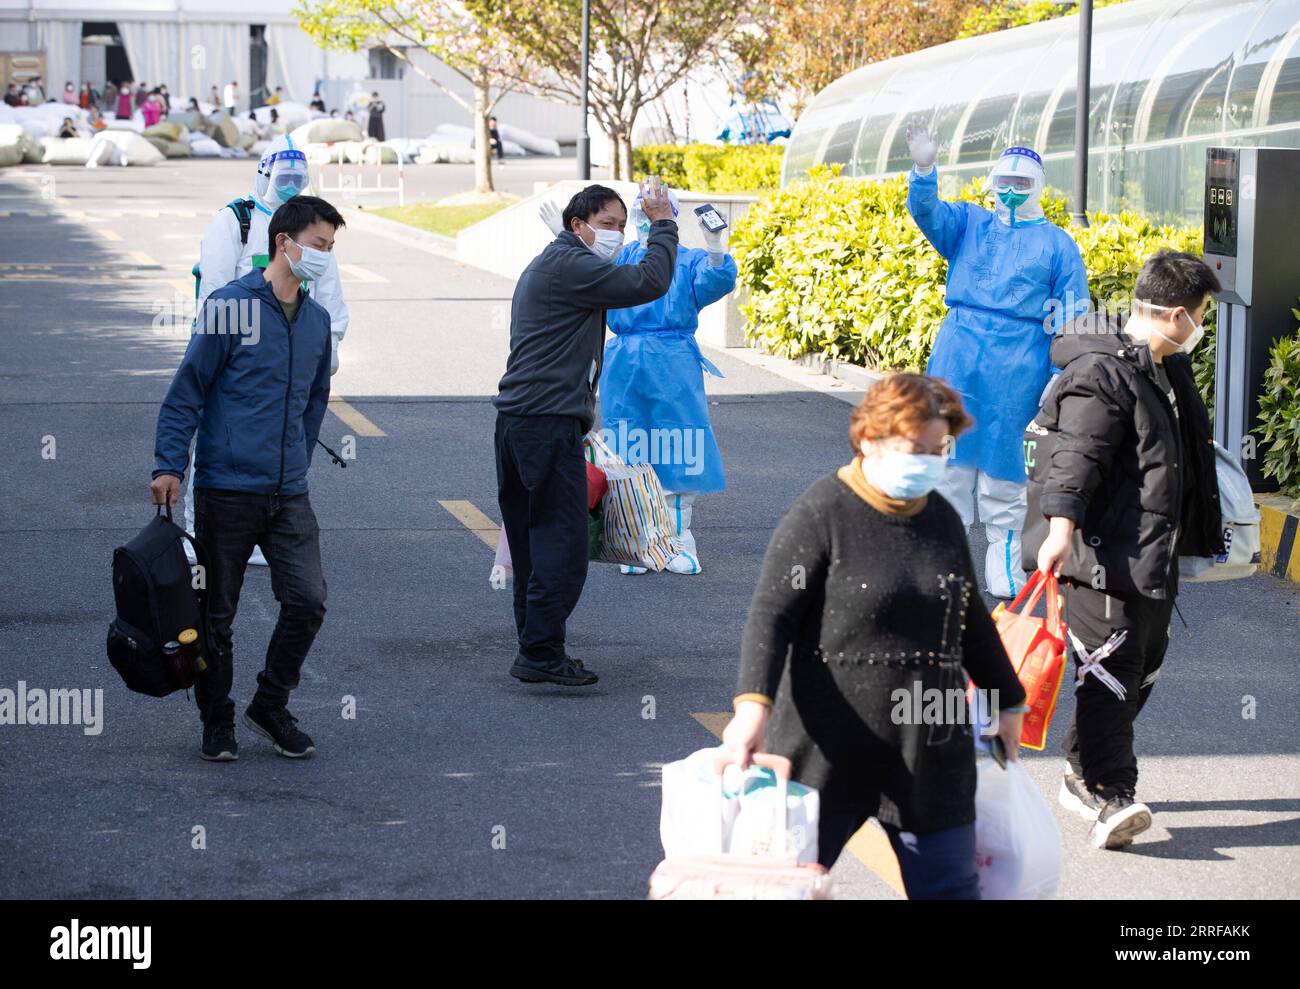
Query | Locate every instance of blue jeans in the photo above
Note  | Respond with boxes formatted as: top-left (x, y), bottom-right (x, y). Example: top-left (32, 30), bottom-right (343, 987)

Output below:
top-left (819, 810), bottom-right (980, 900)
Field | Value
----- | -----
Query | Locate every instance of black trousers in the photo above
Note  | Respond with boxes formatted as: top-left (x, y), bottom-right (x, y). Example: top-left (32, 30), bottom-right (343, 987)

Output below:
top-left (194, 488), bottom-right (327, 727)
top-left (1060, 579), bottom-right (1173, 795)
top-left (494, 413), bottom-right (588, 665)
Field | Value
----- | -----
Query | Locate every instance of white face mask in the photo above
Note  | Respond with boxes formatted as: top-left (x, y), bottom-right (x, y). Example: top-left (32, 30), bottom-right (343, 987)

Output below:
top-left (581, 220), bottom-right (624, 262)
top-left (286, 237), bottom-right (330, 282)
top-left (860, 441), bottom-right (948, 499)
top-left (1143, 302), bottom-right (1205, 354)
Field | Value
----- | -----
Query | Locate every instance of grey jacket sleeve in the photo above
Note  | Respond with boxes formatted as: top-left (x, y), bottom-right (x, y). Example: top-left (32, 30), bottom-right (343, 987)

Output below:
top-left (563, 221), bottom-right (679, 309)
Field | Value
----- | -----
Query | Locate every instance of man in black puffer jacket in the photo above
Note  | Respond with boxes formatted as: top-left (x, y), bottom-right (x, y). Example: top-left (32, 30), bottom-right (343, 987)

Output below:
top-left (1023, 250), bottom-right (1223, 851)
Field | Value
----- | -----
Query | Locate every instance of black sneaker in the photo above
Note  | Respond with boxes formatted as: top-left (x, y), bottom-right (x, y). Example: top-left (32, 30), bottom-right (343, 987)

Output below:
top-left (1058, 768), bottom-right (1104, 821)
top-left (200, 722), bottom-right (238, 762)
top-left (509, 654), bottom-right (598, 686)
top-left (242, 704), bottom-right (315, 758)
top-left (1090, 793), bottom-right (1152, 849)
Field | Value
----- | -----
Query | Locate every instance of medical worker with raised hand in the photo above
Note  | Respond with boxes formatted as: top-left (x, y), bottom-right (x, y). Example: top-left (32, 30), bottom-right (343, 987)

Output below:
top-left (905, 119), bottom-right (1089, 598)
top-left (542, 187), bottom-right (737, 574)
top-left (184, 134), bottom-right (350, 566)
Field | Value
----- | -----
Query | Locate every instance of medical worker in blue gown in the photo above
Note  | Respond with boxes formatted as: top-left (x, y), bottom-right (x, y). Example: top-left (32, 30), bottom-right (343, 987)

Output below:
top-left (601, 189), bottom-right (737, 575)
top-left (906, 120), bottom-right (1089, 598)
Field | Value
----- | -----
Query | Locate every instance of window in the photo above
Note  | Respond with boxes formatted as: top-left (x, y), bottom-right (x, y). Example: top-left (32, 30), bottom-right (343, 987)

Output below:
top-left (369, 47), bottom-right (405, 81)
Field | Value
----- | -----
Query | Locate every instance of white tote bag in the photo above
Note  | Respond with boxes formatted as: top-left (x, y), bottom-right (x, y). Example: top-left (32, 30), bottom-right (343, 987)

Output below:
top-left (1181, 441), bottom-right (1261, 582)
top-left (659, 747), bottom-right (820, 865)
top-left (974, 747), bottom-right (1061, 899)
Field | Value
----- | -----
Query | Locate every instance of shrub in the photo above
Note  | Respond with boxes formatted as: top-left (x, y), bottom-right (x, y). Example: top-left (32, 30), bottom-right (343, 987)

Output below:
top-left (1258, 317), bottom-right (1300, 498)
top-left (730, 165), bottom-right (1211, 378)
top-left (632, 143), bottom-right (783, 193)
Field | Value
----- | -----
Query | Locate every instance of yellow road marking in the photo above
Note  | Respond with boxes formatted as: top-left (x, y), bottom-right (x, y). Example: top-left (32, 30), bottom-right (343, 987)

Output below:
top-left (328, 397), bottom-right (385, 437)
top-left (691, 710), bottom-right (906, 897)
top-left (438, 500), bottom-right (500, 548)
top-left (169, 279), bottom-right (194, 295)
top-left (128, 250), bottom-right (158, 266)
top-left (100, 229), bottom-right (123, 242)
top-left (338, 263), bottom-right (387, 283)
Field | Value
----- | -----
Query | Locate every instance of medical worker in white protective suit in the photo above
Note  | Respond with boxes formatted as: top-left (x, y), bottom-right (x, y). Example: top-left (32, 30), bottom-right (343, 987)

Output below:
top-left (183, 134), bottom-right (350, 566)
top-left (906, 120), bottom-right (1089, 598)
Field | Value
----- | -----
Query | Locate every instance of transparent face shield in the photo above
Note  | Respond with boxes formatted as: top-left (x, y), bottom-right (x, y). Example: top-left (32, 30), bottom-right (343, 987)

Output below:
top-left (266, 150), bottom-right (309, 204)
top-left (986, 148), bottom-right (1045, 226)
top-left (631, 188), bottom-right (679, 245)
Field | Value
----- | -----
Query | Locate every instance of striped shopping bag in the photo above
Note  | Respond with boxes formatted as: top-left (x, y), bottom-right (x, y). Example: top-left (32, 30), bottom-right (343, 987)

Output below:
top-left (584, 431), bottom-right (680, 571)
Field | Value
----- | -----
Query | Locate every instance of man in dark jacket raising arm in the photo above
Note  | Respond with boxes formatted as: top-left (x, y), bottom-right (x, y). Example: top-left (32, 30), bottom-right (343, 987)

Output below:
top-left (494, 182), bottom-right (678, 686)
top-left (1024, 250), bottom-right (1223, 850)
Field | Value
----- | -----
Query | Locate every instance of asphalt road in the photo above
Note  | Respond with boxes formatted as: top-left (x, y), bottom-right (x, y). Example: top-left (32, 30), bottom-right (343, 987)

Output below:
top-left (0, 159), bottom-right (1297, 900)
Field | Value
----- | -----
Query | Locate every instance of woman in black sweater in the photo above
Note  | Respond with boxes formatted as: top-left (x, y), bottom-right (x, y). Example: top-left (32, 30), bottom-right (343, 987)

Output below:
top-left (723, 373), bottom-right (1028, 899)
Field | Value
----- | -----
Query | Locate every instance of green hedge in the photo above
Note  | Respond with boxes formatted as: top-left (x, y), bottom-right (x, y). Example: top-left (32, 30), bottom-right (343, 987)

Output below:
top-left (1259, 317), bottom-right (1300, 498)
top-left (632, 143), bottom-right (783, 193)
top-left (731, 164), bottom-right (1208, 377)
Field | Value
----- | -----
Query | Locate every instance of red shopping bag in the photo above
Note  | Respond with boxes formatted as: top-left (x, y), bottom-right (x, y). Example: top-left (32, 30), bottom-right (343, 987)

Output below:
top-left (586, 462), bottom-right (608, 511)
top-left (990, 571), bottom-right (1068, 750)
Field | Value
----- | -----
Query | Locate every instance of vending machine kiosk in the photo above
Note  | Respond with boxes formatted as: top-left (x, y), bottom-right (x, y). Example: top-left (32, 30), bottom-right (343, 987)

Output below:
top-left (1203, 146), bottom-right (1300, 489)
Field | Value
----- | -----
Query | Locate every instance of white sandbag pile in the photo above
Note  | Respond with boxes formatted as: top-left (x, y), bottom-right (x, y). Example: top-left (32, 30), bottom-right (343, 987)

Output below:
top-left (342, 139), bottom-right (399, 164)
top-left (253, 101), bottom-right (311, 132)
top-left (0, 123), bottom-right (24, 167)
top-left (431, 122), bottom-right (526, 157)
top-left (40, 137), bottom-right (96, 165)
top-left (415, 140), bottom-right (475, 165)
top-left (105, 111), bottom-right (146, 132)
top-left (91, 129), bottom-right (164, 166)
top-left (499, 121), bottom-right (560, 157)
top-left (0, 102), bottom-right (90, 139)
top-left (291, 117), bottom-right (365, 146)
top-left (85, 135), bottom-right (122, 167)
top-left (188, 132), bottom-right (222, 157)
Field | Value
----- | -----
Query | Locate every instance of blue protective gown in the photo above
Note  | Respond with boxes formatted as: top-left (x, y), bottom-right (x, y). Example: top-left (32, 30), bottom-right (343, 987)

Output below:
top-left (908, 168), bottom-right (1089, 483)
top-left (600, 243), bottom-right (737, 493)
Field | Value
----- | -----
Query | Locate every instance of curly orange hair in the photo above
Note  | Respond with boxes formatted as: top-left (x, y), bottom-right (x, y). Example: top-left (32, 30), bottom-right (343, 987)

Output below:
top-left (849, 373), bottom-right (972, 450)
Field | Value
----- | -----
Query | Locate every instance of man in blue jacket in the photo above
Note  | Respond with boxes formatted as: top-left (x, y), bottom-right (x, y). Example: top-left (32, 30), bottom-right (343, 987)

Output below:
top-left (150, 196), bottom-right (342, 762)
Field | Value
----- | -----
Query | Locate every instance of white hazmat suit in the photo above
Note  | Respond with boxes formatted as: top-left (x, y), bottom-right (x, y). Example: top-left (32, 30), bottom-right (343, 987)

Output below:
top-left (183, 134), bottom-right (350, 562)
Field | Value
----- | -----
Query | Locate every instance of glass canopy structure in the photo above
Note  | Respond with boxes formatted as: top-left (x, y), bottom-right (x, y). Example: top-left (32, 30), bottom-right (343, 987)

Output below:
top-left (781, 0), bottom-right (1300, 223)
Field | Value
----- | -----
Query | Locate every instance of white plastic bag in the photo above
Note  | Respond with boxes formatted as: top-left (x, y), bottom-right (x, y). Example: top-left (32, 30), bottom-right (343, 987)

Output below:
top-left (660, 747), bottom-right (820, 865)
top-left (974, 750), bottom-right (1061, 899)
top-left (1180, 441), bottom-right (1261, 582)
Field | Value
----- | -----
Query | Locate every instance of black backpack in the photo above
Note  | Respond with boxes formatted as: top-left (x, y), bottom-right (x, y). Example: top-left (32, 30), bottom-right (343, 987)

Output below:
top-left (107, 504), bottom-right (209, 697)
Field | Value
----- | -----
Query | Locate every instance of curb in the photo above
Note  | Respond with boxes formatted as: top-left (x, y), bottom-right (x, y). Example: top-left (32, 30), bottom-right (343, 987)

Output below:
top-left (1256, 493), bottom-right (1300, 584)
top-left (339, 206), bottom-right (458, 260)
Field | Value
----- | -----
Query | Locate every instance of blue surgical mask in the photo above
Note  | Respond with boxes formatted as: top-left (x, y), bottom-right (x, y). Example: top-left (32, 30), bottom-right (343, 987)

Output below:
top-left (861, 444), bottom-right (948, 499)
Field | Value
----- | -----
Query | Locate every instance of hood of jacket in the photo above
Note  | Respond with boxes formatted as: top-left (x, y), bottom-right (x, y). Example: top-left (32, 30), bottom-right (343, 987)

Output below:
top-left (1052, 310), bottom-right (1158, 377)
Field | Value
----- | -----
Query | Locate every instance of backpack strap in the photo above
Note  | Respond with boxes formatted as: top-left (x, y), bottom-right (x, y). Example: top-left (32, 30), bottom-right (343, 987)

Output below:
top-left (225, 197), bottom-right (256, 245)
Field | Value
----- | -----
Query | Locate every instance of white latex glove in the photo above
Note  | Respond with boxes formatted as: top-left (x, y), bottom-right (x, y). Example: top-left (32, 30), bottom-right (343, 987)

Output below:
top-left (539, 200), bottom-right (563, 236)
top-left (906, 118), bottom-right (938, 175)
top-left (699, 217), bottom-right (728, 266)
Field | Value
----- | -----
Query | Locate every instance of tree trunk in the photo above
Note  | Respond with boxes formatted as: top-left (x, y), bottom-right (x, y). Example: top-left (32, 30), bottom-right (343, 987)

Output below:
top-left (612, 129), bottom-right (633, 182)
top-left (473, 76), bottom-right (494, 194)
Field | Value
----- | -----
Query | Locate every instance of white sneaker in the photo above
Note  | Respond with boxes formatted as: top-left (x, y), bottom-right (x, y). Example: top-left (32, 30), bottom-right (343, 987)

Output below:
top-left (619, 565), bottom-right (648, 575)
top-left (666, 552), bottom-right (701, 575)
top-left (248, 546), bottom-right (268, 567)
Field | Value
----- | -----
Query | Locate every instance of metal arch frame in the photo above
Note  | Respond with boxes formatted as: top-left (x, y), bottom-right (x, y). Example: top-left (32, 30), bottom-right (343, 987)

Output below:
top-left (1180, 0), bottom-right (1272, 143)
top-left (1132, 6), bottom-right (1237, 146)
top-left (1095, 0), bottom-right (1189, 211)
top-left (874, 49), bottom-right (980, 176)
top-left (1252, 4), bottom-right (1300, 128)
